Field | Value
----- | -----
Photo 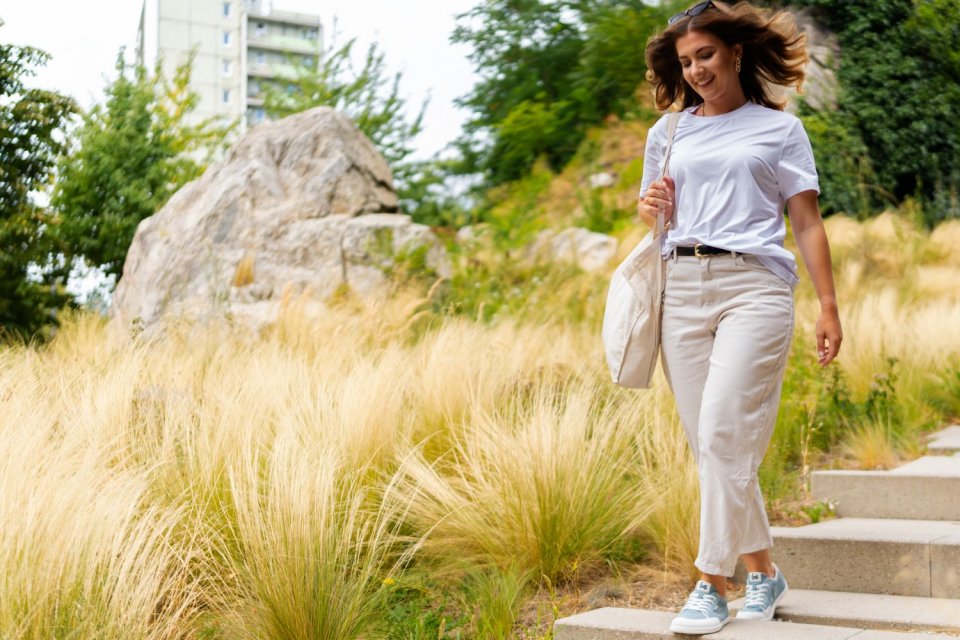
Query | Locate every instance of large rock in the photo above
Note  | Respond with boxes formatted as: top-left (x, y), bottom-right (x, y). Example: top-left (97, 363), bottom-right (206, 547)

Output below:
top-left (527, 227), bottom-right (618, 272)
top-left (110, 107), bottom-right (449, 329)
top-left (784, 9), bottom-right (840, 112)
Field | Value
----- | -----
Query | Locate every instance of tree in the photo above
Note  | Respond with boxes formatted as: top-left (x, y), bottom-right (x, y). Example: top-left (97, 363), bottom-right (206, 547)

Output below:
top-left (791, 0), bottom-right (960, 224)
top-left (262, 24), bottom-right (426, 180)
top-left (51, 51), bottom-right (231, 280)
top-left (0, 30), bottom-right (77, 338)
top-left (451, 0), bottom-right (670, 188)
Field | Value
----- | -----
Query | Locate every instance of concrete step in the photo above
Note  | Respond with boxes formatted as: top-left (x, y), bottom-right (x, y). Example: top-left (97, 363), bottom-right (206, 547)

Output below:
top-left (729, 589), bottom-right (960, 635)
top-left (553, 607), bottom-right (960, 639)
top-left (812, 456), bottom-right (960, 520)
top-left (891, 456), bottom-right (960, 475)
top-left (927, 426), bottom-right (960, 453)
top-left (771, 518), bottom-right (960, 598)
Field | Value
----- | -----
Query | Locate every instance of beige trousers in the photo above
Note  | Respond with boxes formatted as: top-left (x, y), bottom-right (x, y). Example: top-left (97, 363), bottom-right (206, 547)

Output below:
top-left (661, 251), bottom-right (795, 577)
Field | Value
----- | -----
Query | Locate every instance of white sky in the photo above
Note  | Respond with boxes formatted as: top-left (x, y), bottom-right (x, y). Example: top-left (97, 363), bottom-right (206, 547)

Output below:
top-left (0, 0), bottom-right (479, 160)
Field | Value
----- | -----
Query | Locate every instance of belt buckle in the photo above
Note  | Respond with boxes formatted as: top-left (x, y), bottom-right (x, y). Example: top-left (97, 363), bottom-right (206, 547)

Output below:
top-left (694, 243), bottom-right (705, 258)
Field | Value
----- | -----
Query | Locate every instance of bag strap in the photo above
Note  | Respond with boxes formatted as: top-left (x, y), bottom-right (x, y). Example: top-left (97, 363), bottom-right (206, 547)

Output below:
top-left (655, 111), bottom-right (682, 240)
top-left (654, 111), bottom-right (682, 307)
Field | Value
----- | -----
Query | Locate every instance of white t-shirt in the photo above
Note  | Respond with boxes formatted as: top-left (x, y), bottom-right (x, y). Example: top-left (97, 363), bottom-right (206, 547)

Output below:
top-left (639, 101), bottom-right (820, 287)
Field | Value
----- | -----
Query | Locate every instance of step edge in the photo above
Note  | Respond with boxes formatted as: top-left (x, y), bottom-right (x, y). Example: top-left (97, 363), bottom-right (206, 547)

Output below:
top-left (728, 590), bottom-right (960, 629)
top-left (552, 606), bottom-right (960, 639)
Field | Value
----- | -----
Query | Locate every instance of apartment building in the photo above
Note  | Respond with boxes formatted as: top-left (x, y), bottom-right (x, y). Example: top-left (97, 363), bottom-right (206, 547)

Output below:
top-left (136, 0), bottom-right (322, 131)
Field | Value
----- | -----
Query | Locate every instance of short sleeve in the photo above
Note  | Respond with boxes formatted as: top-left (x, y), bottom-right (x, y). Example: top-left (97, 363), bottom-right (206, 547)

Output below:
top-left (638, 114), bottom-right (669, 198)
top-left (777, 118), bottom-right (820, 200)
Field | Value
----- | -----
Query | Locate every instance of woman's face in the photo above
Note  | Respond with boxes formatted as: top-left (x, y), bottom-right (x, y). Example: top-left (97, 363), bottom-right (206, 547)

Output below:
top-left (675, 29), bottom-right (742, 104)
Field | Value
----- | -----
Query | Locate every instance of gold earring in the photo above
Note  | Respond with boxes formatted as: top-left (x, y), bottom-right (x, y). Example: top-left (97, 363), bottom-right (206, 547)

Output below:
top-left (735, 55), bottom-right (742, 73)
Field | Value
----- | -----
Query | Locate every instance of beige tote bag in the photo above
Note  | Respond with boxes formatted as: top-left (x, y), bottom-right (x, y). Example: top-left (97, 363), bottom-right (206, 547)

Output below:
top-left (602, 111), bottom-right (681, 388)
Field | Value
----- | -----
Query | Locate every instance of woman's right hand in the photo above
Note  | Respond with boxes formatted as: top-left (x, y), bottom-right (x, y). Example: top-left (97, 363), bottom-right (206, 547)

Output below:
top-left (636, 177), bottom-right (675, 231)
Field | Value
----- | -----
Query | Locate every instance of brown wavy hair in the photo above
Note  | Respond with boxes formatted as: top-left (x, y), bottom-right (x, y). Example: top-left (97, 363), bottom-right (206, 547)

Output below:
top-left (645, 1), bottom-right (808, 112)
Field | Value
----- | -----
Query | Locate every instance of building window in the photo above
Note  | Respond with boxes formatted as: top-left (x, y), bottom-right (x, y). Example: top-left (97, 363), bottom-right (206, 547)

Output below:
top-left (253, 108), bottom-right (266, 123)
top-left (256, 22), bottom-right (266, 37)
top-left (222, 59), bottom-right (232, 75)
top-left (255, 50), bottom-right (266, 64)
top-left (222, 31), bottom-right (232, 46)
top-left (223, 89), bottom-right (231, 104)
top-left (223, 2), bottom-right (231, 17)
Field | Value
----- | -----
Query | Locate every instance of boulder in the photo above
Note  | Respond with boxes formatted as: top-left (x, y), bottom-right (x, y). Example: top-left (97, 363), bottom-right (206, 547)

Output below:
top-left (588, 172), bottom-right (617, 189)
top-left (527, 227), bottom-right (618, 272)
top-left (110, 107), bottom-right (449, 329)
top-left (784, 9), bottom-right (840, 112)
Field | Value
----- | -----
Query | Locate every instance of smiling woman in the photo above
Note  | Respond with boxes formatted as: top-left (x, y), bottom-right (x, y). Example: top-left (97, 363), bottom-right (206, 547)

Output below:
top-left (630, 1), bottom-right (842, 635)
top-left (644, 0), bottom-right (807, 113)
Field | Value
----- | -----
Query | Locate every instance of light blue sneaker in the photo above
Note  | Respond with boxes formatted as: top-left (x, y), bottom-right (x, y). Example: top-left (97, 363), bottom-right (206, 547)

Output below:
top-left (669, 579), bottom-right (730, 635)
top-left (736, 563), bottom-right (789, 621)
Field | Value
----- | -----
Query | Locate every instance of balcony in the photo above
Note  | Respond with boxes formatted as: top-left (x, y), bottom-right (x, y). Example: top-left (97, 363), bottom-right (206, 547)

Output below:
top-left (246, 61), bottom-right (301, 80)
top-left (247, 9), bottom-right (320, 29)
top-left (246, 32), bottom-right (319, 55)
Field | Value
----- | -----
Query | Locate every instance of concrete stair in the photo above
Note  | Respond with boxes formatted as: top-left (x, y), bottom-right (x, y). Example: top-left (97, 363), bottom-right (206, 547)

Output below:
top-left (553, 424), bottom-right (960, 637)
top-left (926, 426), bottom-right (960, 453)
top-left (770, 517), bottom-right (960, 597)
top-left (728, 590), bottom-right (960, 635)
top-left (553, 608), bottom-right (960, 639)
top-left (811, 455), bottom-right (960, 520)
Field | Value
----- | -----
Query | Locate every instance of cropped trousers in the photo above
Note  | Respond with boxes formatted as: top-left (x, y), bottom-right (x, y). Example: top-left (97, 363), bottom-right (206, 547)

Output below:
top-left (660, 251), bottom-right (795, 577)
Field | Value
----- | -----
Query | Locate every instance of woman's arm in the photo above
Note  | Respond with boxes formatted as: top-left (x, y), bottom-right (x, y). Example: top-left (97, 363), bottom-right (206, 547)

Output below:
top-left (786, 189), bottom-right (843, 367)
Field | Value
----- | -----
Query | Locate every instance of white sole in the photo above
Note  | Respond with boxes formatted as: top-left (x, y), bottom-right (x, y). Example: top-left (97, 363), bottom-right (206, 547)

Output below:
top-left (735, 580), bottom-right (789, 621)
top-left (669, 617), bottom-right (730, 635)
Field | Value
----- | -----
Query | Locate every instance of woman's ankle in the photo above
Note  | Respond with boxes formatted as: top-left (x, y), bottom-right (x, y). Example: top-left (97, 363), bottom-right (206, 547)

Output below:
top-left (700, 573), bottom-right (727, 598)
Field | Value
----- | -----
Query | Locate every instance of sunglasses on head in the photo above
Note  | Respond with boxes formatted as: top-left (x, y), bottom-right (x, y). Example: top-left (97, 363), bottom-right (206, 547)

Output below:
top-left (668, 0), bottom-right (716, 25)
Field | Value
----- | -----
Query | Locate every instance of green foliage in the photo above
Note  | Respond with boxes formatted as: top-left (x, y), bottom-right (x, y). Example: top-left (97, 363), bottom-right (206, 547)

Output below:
top-left (51, 51), bottom-right (229, 280)
top-left (459, 565), bottom-right (529, 639)
top-left (0, 34), bottom-right (77, 339)
top-left (451, 0), bottom-right (670, 188)
top-left (793, 0), bottom-right (960, 225)
top-left (800, 499), bottom-right (835, 524)
top-left (760, 349), bottom-right (960, 490)
top-left (382, 566), bottom-right (530, 640)
top-left (396, 158), bottom-right (472, 229)
top-left (815, 357), bottom-right (901, 447)
top-left (923, 359), bottom-right (960, 419)
top-left (798, 106), bottom-right (879, 217)
top-left (484, 166), bottom-right (554, 250)
top-left (762, 345), bottom-right (952, 503)
top-left (434, 250), bottom-right (564, 325)
top-left (261, 25), bottom-right (425, 180)
top-left (907, 0), bottom-right (960, 82)
top-left (434, 235), bottom-right (606, 328)
top-left (575, 188), bottom-right (632, 234)
top-left (384, 573), bottom-right (468, 639)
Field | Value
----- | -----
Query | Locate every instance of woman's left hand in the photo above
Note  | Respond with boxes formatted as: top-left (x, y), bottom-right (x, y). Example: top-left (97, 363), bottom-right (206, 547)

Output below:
top-left (816, 304), bottom-right (842, 367)
top-left (787, 189), bottom-right (843, 369)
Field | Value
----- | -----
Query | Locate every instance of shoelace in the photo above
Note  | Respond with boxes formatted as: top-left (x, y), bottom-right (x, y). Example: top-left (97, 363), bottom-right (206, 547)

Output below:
top-left (682, 591), bottom-right (720, 615)
top-left (743, 581), bottom-right (772, 608)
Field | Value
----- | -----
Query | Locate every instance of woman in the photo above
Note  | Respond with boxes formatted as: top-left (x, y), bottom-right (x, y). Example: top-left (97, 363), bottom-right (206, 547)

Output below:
top-left (636, 1), bottom-right (842, 635)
